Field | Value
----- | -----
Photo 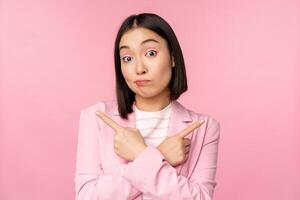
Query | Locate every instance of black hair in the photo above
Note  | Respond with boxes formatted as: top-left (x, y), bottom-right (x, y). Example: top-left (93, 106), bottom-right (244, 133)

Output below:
top-left (114, 13), bottom-right (188, 119)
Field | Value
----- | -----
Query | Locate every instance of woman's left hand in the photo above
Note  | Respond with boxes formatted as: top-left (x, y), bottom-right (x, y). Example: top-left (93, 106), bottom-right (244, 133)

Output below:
top-left (95, 111), bottom-right (147, 161)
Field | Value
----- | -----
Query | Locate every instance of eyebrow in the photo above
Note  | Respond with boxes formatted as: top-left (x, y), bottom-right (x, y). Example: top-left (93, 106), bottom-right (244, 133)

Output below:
top-left (119, 38), bottom-right (159, 51)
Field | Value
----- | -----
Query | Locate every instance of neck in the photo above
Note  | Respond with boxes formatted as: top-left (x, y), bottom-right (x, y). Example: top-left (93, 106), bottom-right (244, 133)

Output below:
top-left (134, 89), bottom-right (171, 112)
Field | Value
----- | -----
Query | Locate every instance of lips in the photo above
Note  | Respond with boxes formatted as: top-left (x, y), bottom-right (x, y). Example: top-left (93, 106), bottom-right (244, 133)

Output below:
top-left (135, 80), bottom-right (150, 86)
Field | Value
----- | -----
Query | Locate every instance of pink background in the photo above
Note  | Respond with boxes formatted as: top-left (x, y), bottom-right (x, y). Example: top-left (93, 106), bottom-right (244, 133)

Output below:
top-left (1, 0), bottom-right (299, 199)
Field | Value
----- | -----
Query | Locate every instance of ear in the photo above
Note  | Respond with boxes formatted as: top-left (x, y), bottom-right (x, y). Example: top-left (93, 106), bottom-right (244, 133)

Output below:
top-left (171, 55), bottom-right (175, 67)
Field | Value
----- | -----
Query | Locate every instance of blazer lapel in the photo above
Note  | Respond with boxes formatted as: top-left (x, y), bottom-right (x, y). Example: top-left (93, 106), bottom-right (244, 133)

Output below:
top-left (102, 101), bottom-right (136, 166)
top-left (165, 100), bottom-right (193, 175)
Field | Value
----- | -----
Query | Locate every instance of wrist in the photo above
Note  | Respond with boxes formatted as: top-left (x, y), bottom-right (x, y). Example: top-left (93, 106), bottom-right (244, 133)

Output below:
top-left (156, 145), bottom-right (164, 155)
top-left (134, 144), bottom-right (147, 160)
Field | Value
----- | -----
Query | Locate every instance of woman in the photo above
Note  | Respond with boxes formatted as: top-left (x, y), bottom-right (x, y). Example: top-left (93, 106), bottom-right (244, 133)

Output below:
top-left (75, 13), bottom-right (221, 200)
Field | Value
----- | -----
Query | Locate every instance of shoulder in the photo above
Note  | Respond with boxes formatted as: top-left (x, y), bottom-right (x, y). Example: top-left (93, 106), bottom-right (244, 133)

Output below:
top-left (177, 101), bottom-right (220, 130)
top-left (190, 109), bottom-right (220, 131)
top-left (180, 102), bottom-right (221, 140)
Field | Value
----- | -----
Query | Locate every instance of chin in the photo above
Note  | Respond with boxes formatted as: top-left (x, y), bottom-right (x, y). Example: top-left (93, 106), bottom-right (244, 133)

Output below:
top-left (136, 90), bottom-right (164, 99)
top-left (135, 93), bottom-right (156, 99)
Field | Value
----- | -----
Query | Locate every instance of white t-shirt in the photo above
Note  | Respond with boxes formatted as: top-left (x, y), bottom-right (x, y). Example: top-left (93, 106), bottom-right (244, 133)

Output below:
top-left (132, 102), bottom-right (172, 200)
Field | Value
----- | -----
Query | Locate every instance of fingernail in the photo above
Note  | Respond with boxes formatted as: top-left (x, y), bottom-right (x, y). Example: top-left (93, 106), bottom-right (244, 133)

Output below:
top-left (95, 111), bottom-right (102, 116)
top-left (199, 119), bottom-right (205, 124)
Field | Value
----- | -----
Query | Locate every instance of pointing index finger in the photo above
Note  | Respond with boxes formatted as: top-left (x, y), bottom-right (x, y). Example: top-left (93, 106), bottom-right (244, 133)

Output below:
top-left (95, 111), bottom-right (123, 131)
top-left (177, 120), bottom-right (205, 138)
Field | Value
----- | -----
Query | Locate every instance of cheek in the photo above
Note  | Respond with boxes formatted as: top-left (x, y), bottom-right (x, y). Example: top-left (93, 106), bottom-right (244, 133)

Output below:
top-left (152, 60), bottom-right (172, 82)
top-left (121, 66), bottom-right (137, 91)
top-left (161, 68), bottom-right (172, 84)
top-left (121, 66), bottom-right (132, 81)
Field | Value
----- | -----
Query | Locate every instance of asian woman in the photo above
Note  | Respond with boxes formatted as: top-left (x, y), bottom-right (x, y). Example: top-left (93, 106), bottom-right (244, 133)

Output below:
top-left (75, 12), bottom-right (220, 200)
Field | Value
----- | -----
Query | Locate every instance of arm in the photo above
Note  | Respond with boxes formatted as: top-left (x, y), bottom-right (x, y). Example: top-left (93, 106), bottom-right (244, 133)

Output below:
top-left (120, 117), bottom-right (221, 200)
top-left (75, 109), bottom-right (142, 200)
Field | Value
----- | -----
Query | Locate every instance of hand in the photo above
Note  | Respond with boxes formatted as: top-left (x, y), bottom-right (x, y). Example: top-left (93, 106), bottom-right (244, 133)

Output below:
top-left (95, 111), bottom-right (147, 162)
top-left (157, 120), bottom-right (205, 167)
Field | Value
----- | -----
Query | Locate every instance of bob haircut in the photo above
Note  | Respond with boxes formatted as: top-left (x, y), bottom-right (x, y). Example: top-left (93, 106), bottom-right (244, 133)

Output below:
top-left (114, 13), bottom-right (188, 119)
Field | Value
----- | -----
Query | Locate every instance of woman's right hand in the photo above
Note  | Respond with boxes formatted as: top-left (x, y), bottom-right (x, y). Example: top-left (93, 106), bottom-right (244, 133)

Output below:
top-left (157, 120), bottom-right (205, 167)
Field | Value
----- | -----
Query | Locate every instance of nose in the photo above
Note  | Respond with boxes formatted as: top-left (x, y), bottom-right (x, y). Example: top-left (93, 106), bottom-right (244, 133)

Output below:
top-left (135, 57), bottom-right (147, 75)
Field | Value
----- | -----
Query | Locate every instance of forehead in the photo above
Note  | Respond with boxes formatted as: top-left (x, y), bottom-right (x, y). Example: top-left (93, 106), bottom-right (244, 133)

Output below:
top-left (119, 27), bottom-right (165, 48)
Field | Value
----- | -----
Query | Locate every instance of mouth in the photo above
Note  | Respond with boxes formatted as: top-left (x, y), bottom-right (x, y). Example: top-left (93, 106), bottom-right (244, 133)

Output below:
top-left (135, 80), bottom-right (151, 86)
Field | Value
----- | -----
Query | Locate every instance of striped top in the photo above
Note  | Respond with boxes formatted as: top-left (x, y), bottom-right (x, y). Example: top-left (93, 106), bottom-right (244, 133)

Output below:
top-left (132, 102), bottom-right (172, 200)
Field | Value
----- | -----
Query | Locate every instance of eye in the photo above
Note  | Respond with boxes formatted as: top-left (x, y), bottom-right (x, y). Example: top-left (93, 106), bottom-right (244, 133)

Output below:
top-left (145, 50), bottom-right (157, 57)
top-left (121, 56), bottom-right (132, 63)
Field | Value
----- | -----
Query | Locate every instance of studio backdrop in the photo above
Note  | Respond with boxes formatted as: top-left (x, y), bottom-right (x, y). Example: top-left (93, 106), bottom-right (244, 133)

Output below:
top-left (0, 0), bottom-right (299, 200)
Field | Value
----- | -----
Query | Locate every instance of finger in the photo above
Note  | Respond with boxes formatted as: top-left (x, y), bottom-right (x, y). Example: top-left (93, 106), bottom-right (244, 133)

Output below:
top-left (95, 111), bottom-right (123, 131)
top-left (185, 146), bottom-right (190, 153)
top-left (183, 138), bottom-right (191, 146)
top-left (184, 154), bottom-right (189, 162)
top-left (177, 120), bottom-right (205, 138)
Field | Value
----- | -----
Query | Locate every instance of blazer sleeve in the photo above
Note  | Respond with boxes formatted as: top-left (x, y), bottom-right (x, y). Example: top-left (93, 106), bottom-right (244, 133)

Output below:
top-left (74, 109), bottom-right (142, 200)
top-left (120, 117), bottom-right (221, 200)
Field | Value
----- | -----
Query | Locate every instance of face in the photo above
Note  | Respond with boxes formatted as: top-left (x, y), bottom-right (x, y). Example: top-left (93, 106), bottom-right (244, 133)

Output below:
top-left (119, 27), bottom-right (175, 100)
